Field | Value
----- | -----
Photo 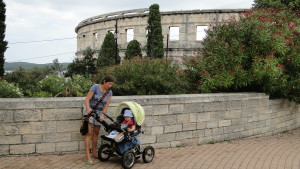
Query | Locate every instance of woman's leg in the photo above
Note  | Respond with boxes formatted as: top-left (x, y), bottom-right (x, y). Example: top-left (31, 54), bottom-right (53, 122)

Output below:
top-left (91, 125), bottom-right (100, 157)
top-left (84, 123), bottom-right (93, 162)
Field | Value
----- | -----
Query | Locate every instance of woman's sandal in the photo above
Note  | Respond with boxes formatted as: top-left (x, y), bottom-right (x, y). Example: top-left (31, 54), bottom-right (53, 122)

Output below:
top-left (83, 159), bottom-right (94, 165)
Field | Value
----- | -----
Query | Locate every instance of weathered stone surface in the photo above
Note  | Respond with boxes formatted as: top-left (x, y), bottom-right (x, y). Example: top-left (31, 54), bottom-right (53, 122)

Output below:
top-left (31, 121), bottom-right (56, 134)
top-left (43, 108), bottom-right (82, 120)
top-left (0, 135), bottom-right (21, 144)
top-left (10, 144), bottom-right (35, 154)
top-left (43, 133), bottom-right (71, 143)
top-left (22, 134), bottom-right (42, 143)
top-left (164, 124), bottom-right (182, 133)
top-left (56, 120), bottom-right (81, 132)
top-left (151, 126), bottom-right (164, 135)
top-left (0, 145), bottom-right (9, 155)
top-left (0, 110), bottom-right (13, 122)
top-left (169, 104), bottom-right (184, 114)
top-left (153, 105), bottom-right (169, 115)
top-left (4, 123), bottom-right (31, 135)
top-left (55, 141), bottom-right (78, 152)
top-left (14, 109), bottom-right (42, 122)
top-left (36, 143), bottom-right (56, 153)
top-left (157, 133), bottom-right (175, 143)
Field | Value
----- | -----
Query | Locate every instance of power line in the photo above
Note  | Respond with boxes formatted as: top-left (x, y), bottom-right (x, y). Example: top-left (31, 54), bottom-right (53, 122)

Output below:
top-left (9, 52), bottom-right (75, 62)
top-left (8, 37), bottom-right (77, 45)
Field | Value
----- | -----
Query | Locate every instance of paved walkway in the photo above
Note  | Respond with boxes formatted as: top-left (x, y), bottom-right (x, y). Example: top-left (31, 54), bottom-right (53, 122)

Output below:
top-left (1, 128), bottom-right (300, 169)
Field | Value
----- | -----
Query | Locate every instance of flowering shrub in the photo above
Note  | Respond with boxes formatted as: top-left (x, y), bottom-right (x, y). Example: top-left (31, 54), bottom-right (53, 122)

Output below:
top-left (69, 75), bottom-right (92, 96)
top-left (38, 75), bottom-right (70, 97)
top-left (184, 9), bottom-right (300, 102)
top-left (94, 57), bottom-right (187, 95)
top-left (0, 81), bottom-right (23, 98)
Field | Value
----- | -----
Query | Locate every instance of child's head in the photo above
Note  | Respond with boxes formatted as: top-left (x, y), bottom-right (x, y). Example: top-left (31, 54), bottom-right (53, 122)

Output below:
top-left (123, 109), bottom-right (133, 121)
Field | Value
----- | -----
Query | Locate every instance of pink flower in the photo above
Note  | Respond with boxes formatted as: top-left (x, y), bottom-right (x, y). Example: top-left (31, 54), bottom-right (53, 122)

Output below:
top-left (288, 22), bottom-right (294, 28)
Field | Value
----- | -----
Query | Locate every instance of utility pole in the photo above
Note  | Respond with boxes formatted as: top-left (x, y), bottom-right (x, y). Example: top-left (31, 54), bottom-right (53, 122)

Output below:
top-left (114, 19), bottom-right (118, 64)
top-left (166, 34), bottom-right (169, 60)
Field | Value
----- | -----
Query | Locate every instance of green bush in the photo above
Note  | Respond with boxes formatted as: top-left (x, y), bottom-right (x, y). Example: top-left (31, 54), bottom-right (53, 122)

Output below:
top-left (94, 57), bottom-right (187, 95)
top-left (69, 74), bottom-right (92, 96)
top-left (184, 8), bottom-right (300, 102)
top-left (31, 91), bottom-right (53, 97)
top-left (39, 75), bottom-right (70, 97)
top-left (0, 81), bottom-right (23, 98)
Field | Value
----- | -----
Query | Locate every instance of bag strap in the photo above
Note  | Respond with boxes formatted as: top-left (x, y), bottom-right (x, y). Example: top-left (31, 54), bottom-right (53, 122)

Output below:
top-left (91, 89), bottom-right (110, 110)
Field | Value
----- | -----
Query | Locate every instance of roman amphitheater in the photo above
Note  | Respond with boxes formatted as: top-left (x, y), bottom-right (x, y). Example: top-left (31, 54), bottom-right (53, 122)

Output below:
top-left (75, 8), bottom-right (247, 59)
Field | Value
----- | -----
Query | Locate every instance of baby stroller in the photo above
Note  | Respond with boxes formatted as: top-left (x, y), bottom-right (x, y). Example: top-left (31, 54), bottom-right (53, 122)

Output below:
top-left (98, 101), bottom-right (155, 169)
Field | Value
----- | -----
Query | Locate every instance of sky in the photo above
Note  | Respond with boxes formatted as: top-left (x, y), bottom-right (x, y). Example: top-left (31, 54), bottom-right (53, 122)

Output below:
top-left (4, 0), bottom-right (255, 64)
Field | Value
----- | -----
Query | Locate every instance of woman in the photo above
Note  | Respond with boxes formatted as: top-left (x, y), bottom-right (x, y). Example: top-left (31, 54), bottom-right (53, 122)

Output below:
top-left (83, 75), bottom-right (115, 165)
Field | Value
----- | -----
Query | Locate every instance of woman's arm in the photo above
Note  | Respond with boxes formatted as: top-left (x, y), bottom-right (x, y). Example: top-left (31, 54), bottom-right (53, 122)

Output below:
top-left (102, 96), bottom-right (112, 113)
top-left (84, 91), bottom-right (94, 113)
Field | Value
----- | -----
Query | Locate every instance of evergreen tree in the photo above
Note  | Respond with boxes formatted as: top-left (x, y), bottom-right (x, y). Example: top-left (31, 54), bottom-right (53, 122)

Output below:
top-left (125, 40), bottom-right (142, 59)
top-left (97, 32), bottom-right (118, 68)
top-left (146, 4), bottom-right (164, 58)
top-left (0, 0), bottom-right (7, 80)
top-left (65, 47), bottom-right (97, 77)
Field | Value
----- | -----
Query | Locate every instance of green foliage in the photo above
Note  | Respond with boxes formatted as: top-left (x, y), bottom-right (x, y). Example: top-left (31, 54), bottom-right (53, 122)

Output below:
top-left (4, 66), bottom-right (53, 96)
top-left (184, 8), bottom-right (300, 103)
top-left (0, 0), bottom-right (7, 79)
top-left (94, 57), bottom-right (186, 95)
top-left (65, 47), bottom-right (97, 77)
top-left (97, 32), bottom-right (118, 68)
top-left (254, 0), bottom-right (300, 11)
top-left (0, 81), bottom-right (23, 98)
top-left (69, 74), bottom-right (92, 96)
top-left (38, 75), bottom-right (69, 97)
top-left (31, 91), bottom-right (53, 97)
top-left (125, 40), bottom-right (142, 59)
top-left (146, 4), bottom-right (164, 58)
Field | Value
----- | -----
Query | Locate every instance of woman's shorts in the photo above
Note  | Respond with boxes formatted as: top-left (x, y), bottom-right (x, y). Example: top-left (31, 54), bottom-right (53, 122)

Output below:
top-left (83, 110), bottom-right (103, 126)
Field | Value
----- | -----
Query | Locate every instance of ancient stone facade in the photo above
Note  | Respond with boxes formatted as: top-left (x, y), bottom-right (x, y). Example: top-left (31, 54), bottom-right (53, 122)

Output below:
top-left (75, 8), bottom-right (247, 59)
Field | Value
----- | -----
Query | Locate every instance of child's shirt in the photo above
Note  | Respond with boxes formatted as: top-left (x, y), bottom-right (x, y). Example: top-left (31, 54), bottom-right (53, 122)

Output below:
top-left (121, 120), bottom-right (135, 131)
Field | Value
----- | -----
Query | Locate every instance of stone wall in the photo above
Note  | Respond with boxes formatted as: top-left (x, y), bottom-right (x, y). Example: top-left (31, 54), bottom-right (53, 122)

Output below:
top-left (75, 8), bottom-right (247, 59)
top-left (0, 93), bottom-right (299, 156)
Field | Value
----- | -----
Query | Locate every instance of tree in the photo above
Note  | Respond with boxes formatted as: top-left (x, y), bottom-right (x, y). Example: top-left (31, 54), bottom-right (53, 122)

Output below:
top-left (65, 47), bottom-right (97, 77)
top-left (97, 32), bottom-right (118, 68)
top-left (125, 40), bottom-right (142, 59)
top-left (0, 0), bottom-right (7, 80)
top-left (51, 59), bottom-right (63, 75)
top-left (254, 0), bottom-right (300, 11)
top-left (146, 4), bottom-right (164, 58)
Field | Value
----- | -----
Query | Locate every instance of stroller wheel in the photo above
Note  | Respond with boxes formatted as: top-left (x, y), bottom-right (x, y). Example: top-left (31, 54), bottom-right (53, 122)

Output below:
top-left (142, 146), bottom-right (155, 163)
top-left (122, 150), bottom-right (135, 169)
top-left (98, 144), bottom-right (112, 161)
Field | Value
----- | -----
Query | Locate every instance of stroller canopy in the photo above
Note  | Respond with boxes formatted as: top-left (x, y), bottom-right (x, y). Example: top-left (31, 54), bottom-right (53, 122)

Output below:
top-left (115, 101), bottom-right (145, 126)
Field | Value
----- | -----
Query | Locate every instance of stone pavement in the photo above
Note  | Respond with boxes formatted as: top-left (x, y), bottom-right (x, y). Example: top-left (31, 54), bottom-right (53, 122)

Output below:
top-left (1, 128), bottom-right (300, 169)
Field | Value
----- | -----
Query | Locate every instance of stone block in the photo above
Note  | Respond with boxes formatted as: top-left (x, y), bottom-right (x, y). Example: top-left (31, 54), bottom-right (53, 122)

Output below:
top-left (169, 104), bottom-right (184, 114)
top-left (30, 121), bottom-right (56, 134)
top-left (0, 145), bottom-right (9, 155)
top-left (22, 134), bottom-right (42, 143)
top-left (43, 108), bottom-right (82, 120)
top-left (140, 135), bottom-right (156, 144)
top-left (205, 129), bottom-right (212, 137)
top-left (197, 122), bottom-right (206, 129)
top-left (10, 144), bottom-right (35, 154)
top-left (184, 102), bottom-right (204, 113)
top-left (192, 129), bottom-right (205, 138)
top-left (157, 133), bottom-right (175, 143)
top-left (153, 105), bottom-right (169, 115)
top-left (0, 110), bottom-right (13, 122)
top-left (158, 115), bottom-right (177, 125)
top-left (247, 99), bottom-right (260, 108)
top-left (14, 109), bottom-right (42, 122)
top-left (56, 120), bottom-right (81, 132)
top-left (197, 112), bottom-right (210, 122)
top-left (183, 123), bottom-right (197, 131)
top-left (175, 131), bottom-right (193, 140)
top-left (206, 121), bottom-right (218, 128)
top-left (231, 100), bottom-right (246, 110)
top-left (151, 142), bottom-right (170, 149)
top-left (170, 141), bottom-right (181, 147)
top-left (43, 133), bottom-right (71, 143)
top-left (180, 138), bottom-right (199, 146)
top-left (212, 128), bottom-right (224, 136)
top-left (143, 116), bottom-right (159, 127)
top-left (224, 110), bottom-right (242, 119)
top-left (71, 132), bottom-right (84, 141)
top-left (4, 123), bottom-right (31, 135)
top-left (219, 120), bottom-right (231, 127)
top-left (164, 124), bottom-right (182, 133)
top-left (143, 106), bottom-right (153, 116)
top-left (189, 113), bottom-right (198, 123)
top-left (210, 111), bottom-right (225, 121)
top-left (0, 135), bottom-right (21, 144)
top-left (36, 143), bottom-right (56, 153)
top-left (56, 141), bottom-right (78, 152)
top-left (151, 126), bottom-right (164, 135)
top-left (203, 101), bottom-right (230, 112)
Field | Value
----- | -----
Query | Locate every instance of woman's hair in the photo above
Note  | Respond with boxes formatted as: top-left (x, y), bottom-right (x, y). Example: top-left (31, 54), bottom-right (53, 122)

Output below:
top-left (100, 75), bottom-right (115, 84)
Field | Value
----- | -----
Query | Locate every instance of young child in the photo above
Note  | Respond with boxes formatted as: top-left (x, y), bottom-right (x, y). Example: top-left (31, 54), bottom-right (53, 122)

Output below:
top-left (106, 109), bottom-right (136, 142)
